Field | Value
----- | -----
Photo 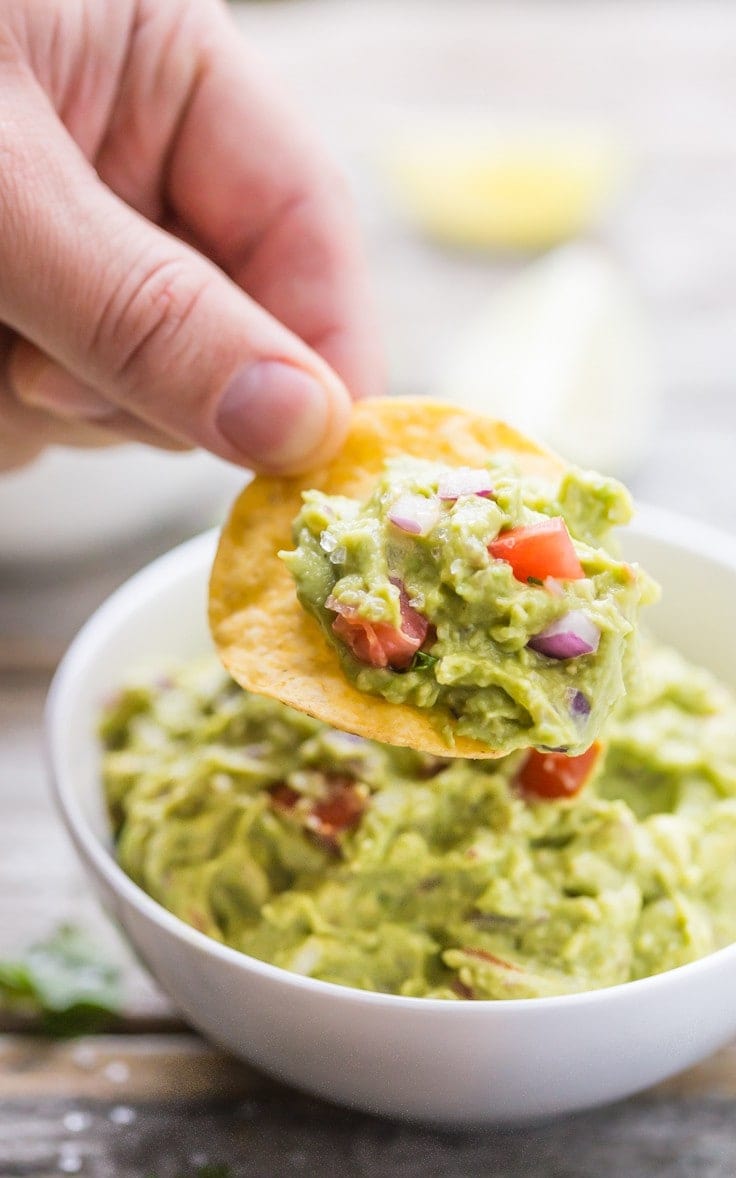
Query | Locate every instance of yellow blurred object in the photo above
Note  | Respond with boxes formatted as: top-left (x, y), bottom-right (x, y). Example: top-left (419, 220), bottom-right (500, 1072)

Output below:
top-left (385, 128), bottom-right (626, 251)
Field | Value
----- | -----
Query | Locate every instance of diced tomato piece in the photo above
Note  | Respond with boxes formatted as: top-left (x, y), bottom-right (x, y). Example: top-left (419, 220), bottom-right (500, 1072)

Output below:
top-left (186, 907), bottom-right (210, 934)
top-left (268, 783), bottom-right (300, 811)
top-left (270, 775), bottom-right (366, 847)
top-left (461, 947), bottom-right (521, 971)
top-left (451, 979), bottom-right (476, 1000)
top-left (489, 518), bottom-right (585, 582)
top-left (306, 775), bottom-right (366, 843)
top-left (332, 613), bottom-right (421, 669)
top-left (516, 742), bottom-right (601, 800)
top-left (330, 582), bottom-right (429, 670)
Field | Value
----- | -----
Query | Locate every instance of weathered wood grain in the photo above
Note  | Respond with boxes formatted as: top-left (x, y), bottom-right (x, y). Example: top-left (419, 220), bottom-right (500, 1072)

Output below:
top-left (4, 1035), bottom-right (736, 1178)
top-left (0, 1035), bottom-right (265, 1103)
top-left (5, 1098), bottom-right (736, 1178)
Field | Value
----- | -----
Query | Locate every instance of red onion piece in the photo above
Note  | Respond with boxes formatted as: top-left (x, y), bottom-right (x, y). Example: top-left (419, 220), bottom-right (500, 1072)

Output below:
top-left (388, 493), bottom-right (440, 536)
top-left (528, 611), bottom-right (600, 659)
top-left (389, 577), bottom-right (430, 645)
top-left (437, 468), bottom-right (494, 501)
top-left (568, 688), bottom-right (591, 718)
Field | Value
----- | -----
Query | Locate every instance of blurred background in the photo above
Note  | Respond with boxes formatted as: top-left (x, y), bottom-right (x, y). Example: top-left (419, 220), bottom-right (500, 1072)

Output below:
top-left (2, 0), bottom-right (735, 658)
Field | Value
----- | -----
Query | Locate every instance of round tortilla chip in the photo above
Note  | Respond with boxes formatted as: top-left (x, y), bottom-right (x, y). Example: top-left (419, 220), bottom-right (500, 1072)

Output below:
top-left (209, 397), bottom-right (566, 757)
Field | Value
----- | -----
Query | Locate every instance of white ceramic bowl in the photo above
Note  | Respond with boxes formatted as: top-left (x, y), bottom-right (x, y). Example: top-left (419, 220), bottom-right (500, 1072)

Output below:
top-left (46, 507), bottom-right (736, 1125)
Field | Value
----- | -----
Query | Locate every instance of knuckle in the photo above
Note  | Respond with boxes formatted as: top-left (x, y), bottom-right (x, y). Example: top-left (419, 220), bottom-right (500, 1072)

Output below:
top-left (276, 180), bottom-right (355, 281)
top-left (307, 163), bottom-right (356, 228)
top-left (298, 167), bottom-right (355, 229)
top-left (91, 254), bottom-right (211, 390)
top-left (324, 167), bottom-right (353, 212)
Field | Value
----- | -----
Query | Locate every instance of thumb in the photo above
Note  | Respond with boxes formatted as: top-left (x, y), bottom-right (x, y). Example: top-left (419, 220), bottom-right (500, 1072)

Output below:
top-left (0, 75), bottom-right (351, 473)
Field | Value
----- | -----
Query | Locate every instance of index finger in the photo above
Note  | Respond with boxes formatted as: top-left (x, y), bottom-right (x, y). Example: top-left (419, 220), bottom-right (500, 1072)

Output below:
top-left (165, 3), bottom-right (382, 401)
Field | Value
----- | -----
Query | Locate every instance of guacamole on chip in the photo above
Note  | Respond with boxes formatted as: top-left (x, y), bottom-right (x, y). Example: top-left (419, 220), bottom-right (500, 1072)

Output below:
top-left (210, 399), bottom-right (655, 756)
top-left (283, 454), bottom-right (654, 755)
top-left (102, 641), bottom-right (736, 1000)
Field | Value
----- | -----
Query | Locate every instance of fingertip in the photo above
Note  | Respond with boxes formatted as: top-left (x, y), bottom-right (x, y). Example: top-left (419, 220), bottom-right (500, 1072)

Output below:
top-left (215, 358), bottom-right (352, 475)
top-left (312, 364), bottom-right (352, 465)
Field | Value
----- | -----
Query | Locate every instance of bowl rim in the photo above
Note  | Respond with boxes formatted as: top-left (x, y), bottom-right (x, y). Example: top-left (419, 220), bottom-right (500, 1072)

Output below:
top-left (45, 501), bottom-right (736, 1015)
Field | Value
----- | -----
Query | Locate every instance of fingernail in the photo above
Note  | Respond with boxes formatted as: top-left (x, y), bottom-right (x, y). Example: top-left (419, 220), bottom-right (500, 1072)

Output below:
top-left (216, 361), bottom-right (333, 470)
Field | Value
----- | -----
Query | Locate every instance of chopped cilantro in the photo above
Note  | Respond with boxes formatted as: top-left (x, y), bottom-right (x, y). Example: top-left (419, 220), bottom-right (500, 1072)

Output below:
top-left (411, 650), bottom-right (439, 671)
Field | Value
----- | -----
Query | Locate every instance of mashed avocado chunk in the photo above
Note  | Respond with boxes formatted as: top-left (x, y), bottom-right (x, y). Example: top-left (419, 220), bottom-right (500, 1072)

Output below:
top-left (280, 458), bottom-right (656, 755)
top-left (102, 643), bottom-right (736, 1000)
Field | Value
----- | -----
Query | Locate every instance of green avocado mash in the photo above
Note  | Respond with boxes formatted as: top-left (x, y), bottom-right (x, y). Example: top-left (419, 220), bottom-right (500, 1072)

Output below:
top-left (281, 458), bottom-right (656, 755)
top-left (102, 642), bottom-right (736, 1000)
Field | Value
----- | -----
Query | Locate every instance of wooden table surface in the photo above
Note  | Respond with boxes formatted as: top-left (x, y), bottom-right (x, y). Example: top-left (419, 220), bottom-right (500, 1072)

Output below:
top-left (2, 2), bottom-right (736, 1174)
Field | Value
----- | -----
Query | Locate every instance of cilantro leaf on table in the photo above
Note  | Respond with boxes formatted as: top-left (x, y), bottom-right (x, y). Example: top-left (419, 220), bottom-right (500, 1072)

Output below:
top-left (0, 924), bottom-right (122, 1036)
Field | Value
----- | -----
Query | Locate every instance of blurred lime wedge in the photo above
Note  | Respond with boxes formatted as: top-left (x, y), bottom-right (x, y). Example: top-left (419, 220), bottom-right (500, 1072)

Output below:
top-left (385, 127), bottom-right (626, 251)
top-left (434, 243), bottom-right (659, 475)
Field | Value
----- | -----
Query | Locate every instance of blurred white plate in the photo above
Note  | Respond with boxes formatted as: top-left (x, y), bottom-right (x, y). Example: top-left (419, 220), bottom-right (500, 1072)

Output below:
top-left (0, 445), bottom-right (244, 564)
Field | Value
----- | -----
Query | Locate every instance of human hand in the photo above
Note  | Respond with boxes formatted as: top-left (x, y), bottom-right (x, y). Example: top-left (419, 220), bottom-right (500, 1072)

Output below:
top-left (0, 0), bottom-right (380, 473)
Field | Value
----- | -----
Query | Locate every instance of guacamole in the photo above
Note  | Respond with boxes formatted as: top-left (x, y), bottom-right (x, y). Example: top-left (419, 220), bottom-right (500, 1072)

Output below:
top-left (102, 642), bottom-right (736, 1000)
top-left (281, 458), bottom-right (656, 756)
